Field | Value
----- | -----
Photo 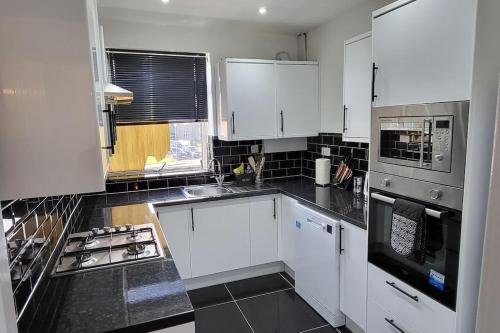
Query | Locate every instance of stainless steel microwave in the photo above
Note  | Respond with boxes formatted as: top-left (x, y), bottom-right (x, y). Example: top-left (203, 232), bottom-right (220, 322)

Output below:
top-left (370, 102), bottom-right (469, 189)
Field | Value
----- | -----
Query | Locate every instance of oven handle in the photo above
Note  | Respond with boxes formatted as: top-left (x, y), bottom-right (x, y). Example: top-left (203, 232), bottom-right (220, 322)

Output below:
top-left (371, 192), bottom-right (444, 219)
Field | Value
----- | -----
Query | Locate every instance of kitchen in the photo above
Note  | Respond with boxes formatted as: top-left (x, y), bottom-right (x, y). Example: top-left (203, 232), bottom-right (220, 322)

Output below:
top-left (1, 0), bottom-right (500, 332)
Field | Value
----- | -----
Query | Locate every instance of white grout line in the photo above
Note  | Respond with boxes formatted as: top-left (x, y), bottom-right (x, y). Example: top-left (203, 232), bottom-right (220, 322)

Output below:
top-left (298, 324), bottom-right (331, 333)
top-left (224, 284), bottom-right (255, 333)
top-left (193, 299), bottom-right (236, 311)
top-left (234, 287), bottom-right (294, 302)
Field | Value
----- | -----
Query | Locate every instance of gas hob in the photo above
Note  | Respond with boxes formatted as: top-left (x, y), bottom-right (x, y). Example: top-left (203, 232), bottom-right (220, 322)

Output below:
top-left (53, 223), bottom-right (165, 276)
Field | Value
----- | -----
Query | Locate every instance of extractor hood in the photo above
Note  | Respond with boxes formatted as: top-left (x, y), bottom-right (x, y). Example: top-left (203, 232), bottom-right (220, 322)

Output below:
top-left (104, 83), bottom-right (133, 105)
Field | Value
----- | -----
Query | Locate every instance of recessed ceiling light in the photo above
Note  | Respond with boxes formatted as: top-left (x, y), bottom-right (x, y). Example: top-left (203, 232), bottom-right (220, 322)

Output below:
top-left (259, 7), bottom-right (267, 15)
top-left (161, 0), bottom-right (170, 3)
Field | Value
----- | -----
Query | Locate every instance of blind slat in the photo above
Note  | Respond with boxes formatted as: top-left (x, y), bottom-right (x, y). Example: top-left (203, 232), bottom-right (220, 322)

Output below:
top-left (108, 49), bottom-right (208, 123)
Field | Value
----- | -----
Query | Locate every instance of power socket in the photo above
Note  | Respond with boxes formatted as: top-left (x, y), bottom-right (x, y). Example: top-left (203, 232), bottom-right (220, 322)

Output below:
top-left (321, 147), bottom-right (331, 157)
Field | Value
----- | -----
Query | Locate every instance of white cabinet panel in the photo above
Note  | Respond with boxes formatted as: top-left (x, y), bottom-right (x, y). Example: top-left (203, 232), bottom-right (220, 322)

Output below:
top-left (280, 195), bottom-right (298, 271)
top-left (226, 61), bottom-right (277, 139)
top-left (158, 206), bottom-right (192, 279)
top-left (343, 33), bottom-right (372, 143)
top-left (249, 195), bottom-right (279, 266)
top-left (0, 0), bottom-right (104, 199)
top-left (339, 221), bottom-right (367, 330)
top-left (372, 0), bottom-right (476, 106)
top-left (367, 299), bottom-right (417, 333)
top-left (190, 199), bottom-right (250, 277)
top-left (368, 264), bottom-right (456, 333)
top-left (277, 64), bottom-right (320, 137)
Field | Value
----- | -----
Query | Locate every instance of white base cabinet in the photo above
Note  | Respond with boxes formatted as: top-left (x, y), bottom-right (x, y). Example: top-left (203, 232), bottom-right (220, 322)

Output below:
top-left (250, 195), bottom-right (279, 266)
top-left (367, 264), bottom-right (456, 333)
top-left (279, 195), bottom-right (299, 271)
top-left (339, 221), bottom-right (367, 331)
top-left (158, 206), bottom-right (192, 279)
top-left (190, 199), bottom-right (250, 277)
top-left (367, 299), bottom-right (417, 333)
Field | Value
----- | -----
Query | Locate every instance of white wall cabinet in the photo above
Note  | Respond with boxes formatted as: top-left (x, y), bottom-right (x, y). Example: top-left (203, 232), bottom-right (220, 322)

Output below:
top-left (276, 63), bottom-right (320, 137)
top-left (190, 199), bottom-right (251, 277)
top-left (339, 221), bottom-right (368, 330)
top-left (343, 32), bottom-right (372, 143)
top-left (372, 0), bottom-right (476, 107)
top-left (250, 195), bottom-right (279, 266)
top-left (279, 195), bottom-right (299, 271)
top-left (158, 206), bottom-right (192, 279)
top-left (217, 59), bottom-right (320, 141)
top-left (0, 0), bottom-right (105, 199)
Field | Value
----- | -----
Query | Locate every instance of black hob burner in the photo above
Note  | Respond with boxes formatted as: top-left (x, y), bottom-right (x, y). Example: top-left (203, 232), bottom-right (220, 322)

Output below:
top-left (53, 223), bottom-right (165, 276)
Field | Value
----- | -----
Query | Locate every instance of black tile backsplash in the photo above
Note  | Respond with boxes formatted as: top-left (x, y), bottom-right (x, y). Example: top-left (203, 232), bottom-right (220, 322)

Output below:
top-left (302, 133), bottom-right (369, 180)
top-left (1, 194), bottom-right (84, 323)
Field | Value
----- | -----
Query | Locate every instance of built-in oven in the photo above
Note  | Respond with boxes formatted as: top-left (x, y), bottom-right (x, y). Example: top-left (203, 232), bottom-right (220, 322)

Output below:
top-left (368, 172), bottom-right (463, 310)
top-left (370, 102), bottom-right (469, 188)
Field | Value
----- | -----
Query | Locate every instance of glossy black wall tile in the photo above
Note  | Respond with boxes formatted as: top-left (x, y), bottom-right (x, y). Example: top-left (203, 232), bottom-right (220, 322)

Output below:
top-left (1, 194), bottom-right (84, 323)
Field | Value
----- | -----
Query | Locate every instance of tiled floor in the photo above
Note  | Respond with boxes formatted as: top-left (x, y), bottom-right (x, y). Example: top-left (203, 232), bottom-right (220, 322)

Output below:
top-left (187, 273), bottom-right (352, 333)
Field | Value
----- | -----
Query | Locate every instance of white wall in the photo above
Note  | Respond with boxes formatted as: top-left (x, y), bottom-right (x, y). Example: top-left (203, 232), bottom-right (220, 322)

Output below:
top-left (469, 0), bottom-right (500, 331)
top-left (307, 0), bottom-right (393, 133)
top-left (100, 14), bottom-right (298, 135)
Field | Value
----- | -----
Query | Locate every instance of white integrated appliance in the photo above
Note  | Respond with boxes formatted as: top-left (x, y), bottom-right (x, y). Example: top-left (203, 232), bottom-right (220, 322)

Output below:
top-left (295, 204), bottom-right (345, 327)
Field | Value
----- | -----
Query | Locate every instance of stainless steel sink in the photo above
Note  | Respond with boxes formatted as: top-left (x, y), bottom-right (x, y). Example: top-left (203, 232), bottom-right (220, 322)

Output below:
top-left (182, 185), bottom-right (233, 198)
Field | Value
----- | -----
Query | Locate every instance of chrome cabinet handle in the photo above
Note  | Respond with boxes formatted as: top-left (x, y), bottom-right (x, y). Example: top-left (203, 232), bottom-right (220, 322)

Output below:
top-left (372, 62), bottom-right (379, 102)
top-left (385, 318), bottom-right (406, 333)
top-left (339, 225), bottom-right (344, 254)
top-left (273, 198), bottom-right (276, 220)
top-left (386, 281), bottom-right (419, 302)
top-left (280, 110), bottom-right (284, 133)
top-left (343, 106), bottom-right (348, 133)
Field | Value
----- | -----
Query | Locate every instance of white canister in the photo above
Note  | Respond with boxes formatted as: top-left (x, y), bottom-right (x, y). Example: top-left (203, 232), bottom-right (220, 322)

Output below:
top-left (315, 158), bottom-right (331, 186)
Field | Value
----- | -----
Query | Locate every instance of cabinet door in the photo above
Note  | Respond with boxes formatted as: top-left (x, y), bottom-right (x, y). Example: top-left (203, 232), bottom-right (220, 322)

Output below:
top-left (343, 33), bottom-right (372, 143)
top-left (372, 0), bottom-right (475, 106)
top-left (277, 64), bottom-right (320, 137)
top-left (190, 199), bottom-right (250, 277)
top-left (279, 196), bottom-right (298, 271)
top-left (339, 221), bottom-right (368, 330)
top-left (226, 61), bottom-right (277, 139)
top-left (158, 206), bottom-right (192, 279)
top-left (249, 195), bottom-right (279, 266)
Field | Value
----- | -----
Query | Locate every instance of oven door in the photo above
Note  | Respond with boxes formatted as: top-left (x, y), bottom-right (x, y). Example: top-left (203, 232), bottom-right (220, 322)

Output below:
top-left (368, 189), bottom-right (461, 310)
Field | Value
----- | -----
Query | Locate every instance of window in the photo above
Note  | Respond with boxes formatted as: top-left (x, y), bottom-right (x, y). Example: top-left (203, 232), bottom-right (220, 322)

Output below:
top-left (106, 49), bottom-right (209, 176)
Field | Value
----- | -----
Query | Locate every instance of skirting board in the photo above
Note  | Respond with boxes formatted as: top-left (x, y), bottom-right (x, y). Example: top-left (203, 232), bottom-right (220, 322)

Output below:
top-left (183, 261), bottom-right (285, 291)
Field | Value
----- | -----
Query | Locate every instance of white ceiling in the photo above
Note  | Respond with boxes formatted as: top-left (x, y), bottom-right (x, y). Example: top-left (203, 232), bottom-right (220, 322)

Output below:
top-left (98, 0), bottom-right (370, 33)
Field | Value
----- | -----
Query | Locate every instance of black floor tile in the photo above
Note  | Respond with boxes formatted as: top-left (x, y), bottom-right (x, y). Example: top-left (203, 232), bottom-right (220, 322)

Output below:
top-left (280, 271), bottom-right (295, 286)
top-left (188, 284), bottom-right (232, 309)
top-left (195, 302), bottom-right (252, 333)
top-left (237, 289), bottom-right (328, 333)
top-left (226, 273), bottom-right (292, 300)
top-left (336, 326), bottom-right (353, 333)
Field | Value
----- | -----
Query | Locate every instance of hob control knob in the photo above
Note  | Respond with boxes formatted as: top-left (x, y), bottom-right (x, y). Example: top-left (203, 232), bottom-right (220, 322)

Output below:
top-left (381, 178), bottom-right (390, 188)
top-left (435, 154), bottom-right (444, 162)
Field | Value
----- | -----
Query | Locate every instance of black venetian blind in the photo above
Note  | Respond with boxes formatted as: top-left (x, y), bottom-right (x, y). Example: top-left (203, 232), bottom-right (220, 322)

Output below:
top-left (108, 49), bottom-right (208, 124)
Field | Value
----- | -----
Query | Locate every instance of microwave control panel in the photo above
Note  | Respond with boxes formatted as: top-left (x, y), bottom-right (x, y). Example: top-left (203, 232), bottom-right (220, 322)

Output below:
top-left (432, 116), bottom-right (453, 173)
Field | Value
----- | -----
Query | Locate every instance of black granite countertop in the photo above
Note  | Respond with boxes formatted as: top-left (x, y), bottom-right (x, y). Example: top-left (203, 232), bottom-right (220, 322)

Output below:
top-left (24, 176), bottom-right (365, 333)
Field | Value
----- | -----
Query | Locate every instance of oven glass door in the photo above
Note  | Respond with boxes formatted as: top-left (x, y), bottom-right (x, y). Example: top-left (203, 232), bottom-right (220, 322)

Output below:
top-left (368, 189), bottom-right (461, 310)
top-left (379, 116), bottom-right (433, 169)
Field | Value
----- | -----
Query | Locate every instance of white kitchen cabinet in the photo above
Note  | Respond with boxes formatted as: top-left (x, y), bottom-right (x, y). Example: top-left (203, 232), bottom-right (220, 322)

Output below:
top-left (190, 199), bottom-right (250, 277)
top-left (279, 195), bottom-right (299, 271)
top-left (0, 0), bottom-right (106, 200)
top-left (339, 221), bottom-right (368, 330)
top-left (158, 206), bottom-right (192, 279)
top-left (372, 0), bottom-right (476, 107)
top-left (276, 63), bottom-right (320, 137)
top-left (217, 59), bottom-right (277, 140)
top-left (249, 195), bottom-right (279, 266)
top-left (343, 33), bottom-right (372, 143)
top-left (216, 59), bottom-right (320, 141)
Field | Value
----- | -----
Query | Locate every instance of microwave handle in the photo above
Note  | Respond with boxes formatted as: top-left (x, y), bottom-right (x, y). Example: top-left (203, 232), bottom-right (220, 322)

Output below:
top-left (371, 192), bottom-right (444, 219)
